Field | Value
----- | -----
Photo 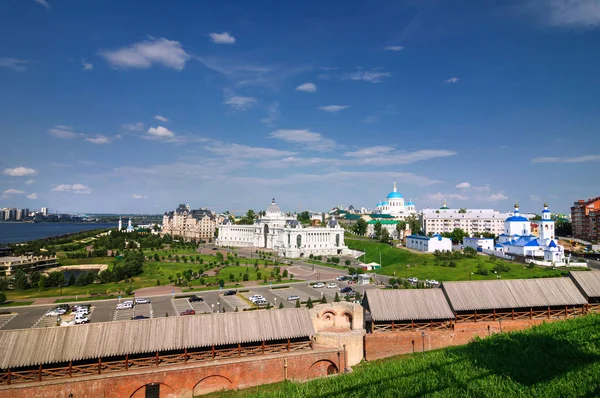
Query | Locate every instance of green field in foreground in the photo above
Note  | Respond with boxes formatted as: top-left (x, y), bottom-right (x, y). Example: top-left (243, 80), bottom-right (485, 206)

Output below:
top-left (345, 238), bottom-right (575, 281)
top-left (0, 301), bottom-right (34, 307)
top-left (211, 314), bottom-right (600, 398)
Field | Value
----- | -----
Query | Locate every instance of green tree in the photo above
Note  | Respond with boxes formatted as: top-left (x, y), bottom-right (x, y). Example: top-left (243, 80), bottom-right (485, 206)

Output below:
top-left (278, 302), bottom-right (284, 309)
top-left (380, 228), bottom-right (391, 243)
top-left (295, 299), bottom-right (301, 308)
top-left (306, 297), bottom-right (314, 309)
top-left (334, 292), bottom-right (340, 302)
top-left (406, 214), bottom-right (422, 235)
top-left (0, 292), bottom-right (6, 306)
top-left (13, 269), bottom-right (29, 290)
top-left (38, 275), bottom-right (47, 291)
top-left (463, 246), bottom-right (478, 258)
top-left (297, 211), bottom-right (311, 223)
top-left (345, 259), bottom-right (351, 266)
top-left (218, 279), bottom-right (225, 288)
top-left (373, 221), bottom-right (383, 240)
top-left (320, 295), bottom-right (327, 304)
top-left (353, 218), bottom-right (368, 236)
top-left (153, 253), bottom-right (160, 261)
top-left (395, 221), bottom-right (407, 239)
top-left (282, 269), bottom-right (288, 278)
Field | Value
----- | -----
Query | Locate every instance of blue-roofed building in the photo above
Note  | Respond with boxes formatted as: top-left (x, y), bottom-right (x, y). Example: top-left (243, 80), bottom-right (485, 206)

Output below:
top-left (406, 234), bottom-right (452, 252)
top-left (373, 182), bottom-right (416, 219)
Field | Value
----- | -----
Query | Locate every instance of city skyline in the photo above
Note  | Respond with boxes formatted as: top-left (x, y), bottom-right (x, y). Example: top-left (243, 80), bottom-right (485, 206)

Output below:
top-left (1, 0), bottom-right (599, 214)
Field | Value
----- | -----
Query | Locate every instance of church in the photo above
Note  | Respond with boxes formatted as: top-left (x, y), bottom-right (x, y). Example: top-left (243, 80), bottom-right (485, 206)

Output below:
top-left (495, 202), bottom-right (564, 262)
top-left (216, 199), bottom-right (348, 258)
top-left (374, 182), bottom-right (416, 219)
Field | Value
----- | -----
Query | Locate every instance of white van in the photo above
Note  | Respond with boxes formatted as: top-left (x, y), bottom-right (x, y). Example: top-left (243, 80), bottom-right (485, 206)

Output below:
top-left (74, 314), bottom-right (89, 324)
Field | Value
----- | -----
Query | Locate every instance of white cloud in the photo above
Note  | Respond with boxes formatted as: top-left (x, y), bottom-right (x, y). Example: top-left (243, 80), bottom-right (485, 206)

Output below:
top-left (223, 96), bottom-right (256, 111)
top-left (49, 125), bottom-right (78, 139)
top-left (235, 171), bottom-right (440, 187)
top-left (384, 46), bottom-right (405, 51)
top-left (480, 192), bottom-right (509, 202)
top-left (261, 102), bottom-right (280, 127)
top-left (348, 70), bottom-right (392, 83)
top-left (81, 59), bottom-right (93, 71)
top-left (270, 129), bottom-right (337, 152)
top-left (132, 194), bottom-right (148, 199)
top-left (52, 184), bottom-right (91, 194)
top-left (27, 193), bottom-right (38, 200)
top-left (25, 179), bottom-right (36, 184)
top-left (0, 58), bottom-right (29, 72)
top-left (318, 105), bottom-right (349, 113)
top-left (3, 189), bottom-right (25, 195)
top-left (146, 126), bottom-right (175, 139)
top-left (532, 155), bottom-right (600, 163)
top-left (4, 167), bottom-right (38, 177)
top-left (527, 0), bottom-right (600, 28)
top-left (154, 115), bottom-right (168, 122)
top-left (456, 182), bottom-right (471, 189)
top-left (85, 134), bottom-right (111, 144)
top-left (209, 32), bottom-right (236, 44)
top-left (445, 77), bottom-right (460, 84)
top-left (121, 122), bottom-right (144, 132)
top-left (426, 192), bottom-right (470, 203)
top-left (206, 143), bottom-right (296, 159)
top-left (343, 147), bottom-right (457, 165)
top-left (99, 37), bottom-right (190, 70)
top-left (35, 0), bottom-right (51, 9)
top-left (296, 83), bottom-right (317, 93)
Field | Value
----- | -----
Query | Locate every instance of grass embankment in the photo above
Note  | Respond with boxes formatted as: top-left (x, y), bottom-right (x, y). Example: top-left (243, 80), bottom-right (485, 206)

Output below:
top-left (0, 301), bottom-right (34, 307)
top-left (211, 314), bottom-right (600, 398)
top-left (345, 238), bottom-right (575, 281)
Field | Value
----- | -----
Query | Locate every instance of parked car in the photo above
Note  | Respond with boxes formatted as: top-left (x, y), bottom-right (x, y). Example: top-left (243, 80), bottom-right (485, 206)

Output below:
top-left (56, 304), bottom-right (70, 311)
top-left (327, 283), bottom-right (338, 289)
top-left (407, 277), bottom-right (418, 283)
top-left (188, 295), bottom-right (204, 302)
top-left (287, 295), bottom-right (300, 302)
top-left (426, 279), bottom-right (440, 285)
top-left (336, 276), bottom-right (347, 281)
top-left (339, 287), bottom-right (353, 294)
top-left (313, 283), bottom-right (325, 288)
top-left (131, 315), bottom-right (150, 320)
top-left (249, 295), bottom-right (265, 303)
top-left (72, 304), bottom-right (90, 312)
top-left (74, 314), bottom-right (90, 324)
top-left (116, 302), bottom-right (133, 310)
top-left (45, 308), bottom-right (67, 317)
top-left (74, 307), bottom-right (89, 315)
top-left (180, 309), bottom-right (196, 316)
top-left (223, 290), bottom-right (236, 296)
top-left (135, 298), bottom-right (151, 304)
top-left (254, 299), bottom-right (269, 307)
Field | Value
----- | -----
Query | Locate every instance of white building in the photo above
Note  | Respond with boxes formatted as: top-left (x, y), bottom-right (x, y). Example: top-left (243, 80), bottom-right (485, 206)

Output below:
top-left (421, 203), bottom-right (508, 236)
top-left (406, 234), bottom-right (452, 252)
top-left (366, 220), bottom-right (411, 240)
top-left (216, 199), bottom-right (348, 258)
top-left (161, 204), bottom-right (217, 242)
top-left (374, 182), bottom-right (417, 219)
top-left (495, 203), bottom-right (564, 262)
top-left (463, 237), bottom-right (495, 252)
top-left (118, 217), bottom-right (135, 233)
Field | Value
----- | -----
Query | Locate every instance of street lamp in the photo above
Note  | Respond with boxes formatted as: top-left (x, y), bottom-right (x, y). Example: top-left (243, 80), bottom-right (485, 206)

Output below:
top-left (211, 304), bottom-right (214, 313)
top-left (274, 297), bottom-right (277, 308)
top-left (217, 301), bottom-right (220, 313)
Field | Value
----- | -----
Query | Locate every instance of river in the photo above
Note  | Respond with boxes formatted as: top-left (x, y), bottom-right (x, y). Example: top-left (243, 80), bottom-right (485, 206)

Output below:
top-left (0, 223), bottom-right (117, 244)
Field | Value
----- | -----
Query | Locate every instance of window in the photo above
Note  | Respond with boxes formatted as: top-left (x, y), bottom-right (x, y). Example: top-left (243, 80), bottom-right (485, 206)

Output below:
top-left (297, 234), bottom-right (302, 248)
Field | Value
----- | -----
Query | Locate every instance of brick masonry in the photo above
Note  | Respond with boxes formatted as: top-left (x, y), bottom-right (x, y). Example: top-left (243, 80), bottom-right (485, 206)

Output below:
top-left (0, 348), bottom-right (342, 398)
top-left (365, 318), bottom-right (554, 361)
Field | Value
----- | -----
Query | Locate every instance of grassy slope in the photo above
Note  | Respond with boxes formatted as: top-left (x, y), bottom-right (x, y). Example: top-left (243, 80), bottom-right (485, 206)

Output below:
top-left (345, 238), bottom-right (573, 281)
top-left (211, 314), bottom-right (600, 398)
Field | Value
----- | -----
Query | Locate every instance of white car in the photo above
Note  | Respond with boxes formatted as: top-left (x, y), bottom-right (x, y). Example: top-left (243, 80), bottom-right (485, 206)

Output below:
top-left (327, 283), bottom-right (337, 289)
top-left (428, 279), bottom-right (440, 285)
top-left (74, 314), bottom-right (90, 324)
top-left (254, 299), bottom-right (269, 307)
top-left (407, 277), bottom-right (418, 283)
top-left (135, 298), bottom-right (151, 304)
top-left (287, 295), bottom-right (300, 302)
top-left (74, 307), bottom-right (89, 315)
top-left (249, 295), bottom-right (265, 303)
top-left (45, 308), bottom-right (67, 317)
top-left (116, 302), bottom-right (133, 310)
top-left (313, 283), bottom-right (325, 288)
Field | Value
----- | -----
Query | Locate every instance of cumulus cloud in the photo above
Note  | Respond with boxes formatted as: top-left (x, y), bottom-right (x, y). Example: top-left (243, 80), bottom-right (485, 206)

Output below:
top-left (384, 46), bottom-right (405, 51)
top-left (347, 70), bottom-right (392, 83)
top-left (445, 77), bottom-right (460, 84)
top-left (209, 32), bottom-right (236, 44)
top-left (4, 167), bottom-right (38, 177)
top-left (525, 0), bottom-right (600, 28)
top-left (426, 192), bottom-right (469, 203)
top-left (49, 125), bottom-right (78, 139)
top-left (99, 37), bottom-right (190, 70)
top-left (270, 129), bottom-right (337, 152)
top-left (27, 193), bottom-right (38, 200)
top-left (3, 189), bottom-right (25, 195)
top-left (121, 122), bottom-right (144, 132)
top-left (52, 184), bottom-right (91, 194)
top-left (206, 143), bottom-right (296, 159)
top-left (484, 192), bottom-right (509, 201)
top-left (532, 155), bottom-right (600, 163)
top-left (343, 147), bottom-right (457, 165)
top-left (85, 134), bottom-right (111, 144)
top-left (146, 126), bottom-right (175, 139)
top-left (154, 115), bottom-right (168, 122)
top-left (296, 83), bottom-right (316, 93)
top-left (35, 0), bottom-right (51, 9)
top-left (456, 182), bottom-right (471, 189)
top-left (81, 59), bottom-right (93, 71)
top-left (132, 194), bottom-right (148, 199)
top-left (318, 105), bottom-right (349, 113)
top-left (25, 179), bottom-right (36, 184)
top-left (223, 96), bottom-right (256, 111)
top-left (0, 58), bottom-right (29, 72)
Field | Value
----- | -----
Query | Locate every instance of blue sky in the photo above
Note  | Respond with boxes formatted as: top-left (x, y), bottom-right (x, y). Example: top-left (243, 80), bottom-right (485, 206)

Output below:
top-left (1, 0), bottom-right (599, 215)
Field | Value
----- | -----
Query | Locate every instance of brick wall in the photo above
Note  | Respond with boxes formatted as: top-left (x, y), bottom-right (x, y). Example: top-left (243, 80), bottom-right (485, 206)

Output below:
top-left (0, 349), bottom-right (342, 398)
top-left (365, 319), bottom-right (552, 361)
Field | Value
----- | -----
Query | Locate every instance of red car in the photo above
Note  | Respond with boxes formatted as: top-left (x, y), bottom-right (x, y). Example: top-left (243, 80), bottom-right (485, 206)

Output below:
top-left (180, 309), bottom-right (196, 316)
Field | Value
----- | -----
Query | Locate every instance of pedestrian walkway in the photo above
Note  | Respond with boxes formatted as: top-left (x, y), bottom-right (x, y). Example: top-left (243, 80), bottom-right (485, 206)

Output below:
top-left (171, 298), bottom-right (192, 315)
top-left (221, 295), bottom-right (252, 311)
top-left (0, 314), bottom-right (16, 330)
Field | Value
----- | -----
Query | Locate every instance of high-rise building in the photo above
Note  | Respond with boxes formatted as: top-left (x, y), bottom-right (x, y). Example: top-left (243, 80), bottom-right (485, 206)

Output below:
top-left (41, 207), bottom-right (48, 217)
top-left (571, 196), bottom-right (600, 242)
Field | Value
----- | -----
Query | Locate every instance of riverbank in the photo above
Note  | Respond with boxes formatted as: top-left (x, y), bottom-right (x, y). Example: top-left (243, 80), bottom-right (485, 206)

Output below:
top-left (0, 222), bottom-right (116, 244)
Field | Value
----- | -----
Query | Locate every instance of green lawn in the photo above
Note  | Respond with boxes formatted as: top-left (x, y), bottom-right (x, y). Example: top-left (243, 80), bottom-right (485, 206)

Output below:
top-left (0, 301), bottom-right (34, 307)
top-left (210, 314), bottom-right (600, 398)
top-left (57, 256), bottom-right (115, 266)
top-left (345, 238), bottom-right (573, 282)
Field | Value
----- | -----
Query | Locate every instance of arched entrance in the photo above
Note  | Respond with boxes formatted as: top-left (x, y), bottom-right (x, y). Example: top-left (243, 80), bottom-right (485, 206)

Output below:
top-left (193, 375), bottom-right (233, 396)
top-left (308, 359), bottom-right (339, 377)
top-left (129, 382), bottom-right (174, 398)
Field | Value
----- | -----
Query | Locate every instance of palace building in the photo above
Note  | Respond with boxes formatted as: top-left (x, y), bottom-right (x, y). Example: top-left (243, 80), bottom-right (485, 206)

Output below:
top-left (216, 199), bottom-right (348, 258)
top-left (161, 204), bottom-right (217, 242)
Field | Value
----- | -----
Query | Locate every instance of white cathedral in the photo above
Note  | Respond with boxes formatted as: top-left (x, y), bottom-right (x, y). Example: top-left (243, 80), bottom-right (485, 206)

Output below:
top-left (495, 202), bottom-right (564, 262)
top-left (374, 182), bottom-right (417, 219)
top-left (216, 199), bottom-right (348, 258)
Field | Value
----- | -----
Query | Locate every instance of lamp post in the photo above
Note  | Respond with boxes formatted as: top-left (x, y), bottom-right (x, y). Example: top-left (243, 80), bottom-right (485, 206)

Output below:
top-left (211, 304), bottom-right (214, 313)
top-left (217, 301), bottom-right (220, 313)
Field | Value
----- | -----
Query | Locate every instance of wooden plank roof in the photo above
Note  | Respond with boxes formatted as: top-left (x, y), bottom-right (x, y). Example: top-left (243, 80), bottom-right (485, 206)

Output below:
top-left (0, 308), bottom-right (314, 369)
top-left (364, 289), bottom-right (455, 322)
top-left (569, 271), bottom-right (600, 299)
top-left (442, 278), bottom-right (587, 312)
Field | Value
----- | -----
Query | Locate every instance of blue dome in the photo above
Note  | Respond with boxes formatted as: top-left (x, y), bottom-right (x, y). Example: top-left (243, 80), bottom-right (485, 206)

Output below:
top-left (506, 216), bottom-right (528, 222)
top-left (382, 201), bottom-right (389, 206)
top-left (387, 192), bottom-right (403, 199)
top-left (407, 201), bottom-right (414, 206)
top-left (542, 209), bottom-right (550, 213)
top-left (376, 201), bottom-right (383, 207)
